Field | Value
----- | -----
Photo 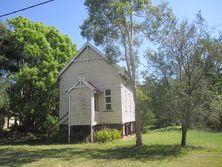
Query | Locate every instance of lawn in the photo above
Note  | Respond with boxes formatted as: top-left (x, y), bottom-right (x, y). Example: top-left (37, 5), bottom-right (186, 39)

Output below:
top-left (0, 129), bottom-right (222, 167)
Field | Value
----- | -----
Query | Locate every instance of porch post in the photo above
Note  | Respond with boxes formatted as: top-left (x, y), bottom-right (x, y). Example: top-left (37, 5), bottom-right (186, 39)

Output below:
top-left (90, 92), bottom-right (94, 142)
top-left (122, 123), bottom-right (125, 136)
top-left (68, 93), bottom-right (71, 144)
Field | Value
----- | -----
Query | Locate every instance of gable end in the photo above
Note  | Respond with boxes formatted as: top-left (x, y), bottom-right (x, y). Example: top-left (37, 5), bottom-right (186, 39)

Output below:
top-left (58, 42), bottom-right (129, 81)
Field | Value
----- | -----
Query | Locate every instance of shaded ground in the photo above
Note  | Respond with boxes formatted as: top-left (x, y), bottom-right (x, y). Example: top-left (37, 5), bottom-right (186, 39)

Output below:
top-left (0, 129), bottom-right (221, 167)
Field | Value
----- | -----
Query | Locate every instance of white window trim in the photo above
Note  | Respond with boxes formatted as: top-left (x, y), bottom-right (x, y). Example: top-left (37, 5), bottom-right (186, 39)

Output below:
top-left (94, 93), bottom-right (100, 112)
top-left (104, 89), bottom-right (112, 111)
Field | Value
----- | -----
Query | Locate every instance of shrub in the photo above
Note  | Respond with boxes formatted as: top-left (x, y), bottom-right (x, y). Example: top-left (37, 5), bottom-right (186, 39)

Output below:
top-left (110, 129), bottom-right (121, 140)
top-left (95, 128), bottom-right (121, 143)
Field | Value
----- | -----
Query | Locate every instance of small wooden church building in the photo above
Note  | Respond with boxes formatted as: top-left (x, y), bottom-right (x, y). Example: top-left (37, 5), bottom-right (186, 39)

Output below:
top-left (58, 42), bottom-right (135, 142)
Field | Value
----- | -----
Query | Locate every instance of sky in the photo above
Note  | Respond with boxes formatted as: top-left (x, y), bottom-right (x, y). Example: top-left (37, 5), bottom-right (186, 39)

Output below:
top-left (1, 0), bottom-right (222, 50)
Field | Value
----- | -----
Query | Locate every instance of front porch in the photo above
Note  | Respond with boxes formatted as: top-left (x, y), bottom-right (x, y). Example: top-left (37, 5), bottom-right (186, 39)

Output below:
top-left (66, 79), bottom-right (102, 142)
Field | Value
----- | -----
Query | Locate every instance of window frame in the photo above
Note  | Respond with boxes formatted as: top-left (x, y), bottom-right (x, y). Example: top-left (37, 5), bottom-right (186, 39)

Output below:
top-left (94, 93), bottom-right (99, 112)
top-left (104, 89), bottom-right (112, 111)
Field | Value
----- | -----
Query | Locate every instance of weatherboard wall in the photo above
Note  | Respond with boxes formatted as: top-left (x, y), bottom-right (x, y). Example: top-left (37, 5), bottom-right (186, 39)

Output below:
top-left (70, 87), bottom-right (91, 125)
top-left (59, 46), bottom-right (125, 125)
top-left (121, 83), bottom-right (135, 123)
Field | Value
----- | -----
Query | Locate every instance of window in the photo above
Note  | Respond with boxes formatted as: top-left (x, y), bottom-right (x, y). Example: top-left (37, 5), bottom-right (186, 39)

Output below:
top-left (94, 93), bottom-right (99, 111)
top-left (105, 89), bottom-right (112, 111)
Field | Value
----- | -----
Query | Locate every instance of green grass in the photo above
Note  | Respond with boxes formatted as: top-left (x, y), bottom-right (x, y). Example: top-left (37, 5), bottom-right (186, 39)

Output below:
top-left (0, 129), bottom-right (222, 167)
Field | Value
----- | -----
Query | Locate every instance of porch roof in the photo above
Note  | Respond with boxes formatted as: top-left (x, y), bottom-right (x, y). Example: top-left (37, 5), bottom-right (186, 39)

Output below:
top-left (66, 79), bottom-right (102, 94)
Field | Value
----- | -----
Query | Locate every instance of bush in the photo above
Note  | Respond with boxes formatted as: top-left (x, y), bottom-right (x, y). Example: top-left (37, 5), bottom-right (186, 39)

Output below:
top-left (111, 129), bottom-right (121, 140)
top-left (43, 114), bottom-right (59, 135)
top-left (95, 128), bottom-right (121, 143)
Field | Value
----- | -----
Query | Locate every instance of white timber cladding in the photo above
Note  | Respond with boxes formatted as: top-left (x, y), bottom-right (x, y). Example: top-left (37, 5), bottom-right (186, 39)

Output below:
top-left (59, 45), bottom-right (124, 125)
top-left (67, 80), bottom-right (100, 126)
top-left (90, 92), bottom-right (100, 126)
top-left (121, 83), bottom-right (135, 123)
top-left (70, 87), bottom-right (91, 125)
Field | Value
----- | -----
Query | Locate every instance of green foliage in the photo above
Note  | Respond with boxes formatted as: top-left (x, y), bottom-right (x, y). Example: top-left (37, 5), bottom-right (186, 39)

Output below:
top-left (82, 0), bottom-right (176, 146)
top-left (95, 129), bottom-right (111, 143)
top-left (44, 114), bottom-right (59, 133)
top-left (0, 77), bottom-right (10, 113)
top-left (142, 36), bottom-right (222, 131)
top-left (95, 128), bottom-right (121, 143)
top-left (81, 0), bottom-right (175, 65)
top-left (138, 85), bottom-right (157, 131)
top-left (144, 13), bottom-right (222, 146)
top-left (142, 111), bottom-right (157, 132)
top-left (206, 95), bottom-right (222, 130)
top-left (138, 81), bottom-right (177, 130)
top-left (0, 17), bottom-right (77, 133)
top-left (110, 129), bottom-right (121, 140)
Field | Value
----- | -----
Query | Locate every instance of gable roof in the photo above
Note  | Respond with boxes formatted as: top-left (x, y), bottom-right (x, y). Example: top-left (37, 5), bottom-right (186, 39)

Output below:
top-left (58, 42), bottom-right (129, 80)
top-left (66, 79), bottom-right (102, 94)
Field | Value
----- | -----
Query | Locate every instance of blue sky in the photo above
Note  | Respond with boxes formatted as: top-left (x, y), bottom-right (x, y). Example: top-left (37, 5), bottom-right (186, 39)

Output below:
top-left (1, 0), bottom-right (222, 49)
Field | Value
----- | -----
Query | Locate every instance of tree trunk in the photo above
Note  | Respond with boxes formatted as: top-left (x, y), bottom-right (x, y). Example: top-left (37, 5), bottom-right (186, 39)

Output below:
top-left (135, 104), bottom-right (143, 147)
top-left (132, 83), bottom-right (143, 147)
top-left (3, 116), bottom-right (9, 130)
top-left (181, 123), bottom-right (187, 147)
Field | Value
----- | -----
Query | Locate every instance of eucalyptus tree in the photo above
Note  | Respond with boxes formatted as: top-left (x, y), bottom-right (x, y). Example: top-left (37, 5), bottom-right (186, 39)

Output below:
top-left (81, 0), bottom-right (175, 147)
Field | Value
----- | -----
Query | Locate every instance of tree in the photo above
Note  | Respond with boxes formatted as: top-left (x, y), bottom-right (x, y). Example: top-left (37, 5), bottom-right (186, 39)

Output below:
top-left (0, 17), bottom-right (77, 133)
top-left (0, 22), bottom-right (8, 66)
top-left (144, 78), bottom-right (179, 128)
top-left (0, 77), bottom-right (10, 115)
top-left (0, 22), bottom-right (11, 131)
top-left (205, 35), bottom-right (222, 131)
top-left (137, 84), bottom-right (155, 132)
top-left (143, 46), bottom-right (179, 128)
top-left (81, 0), bottom-right (175, 147)
top-left (146, 13), bottom-right (218, 146)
